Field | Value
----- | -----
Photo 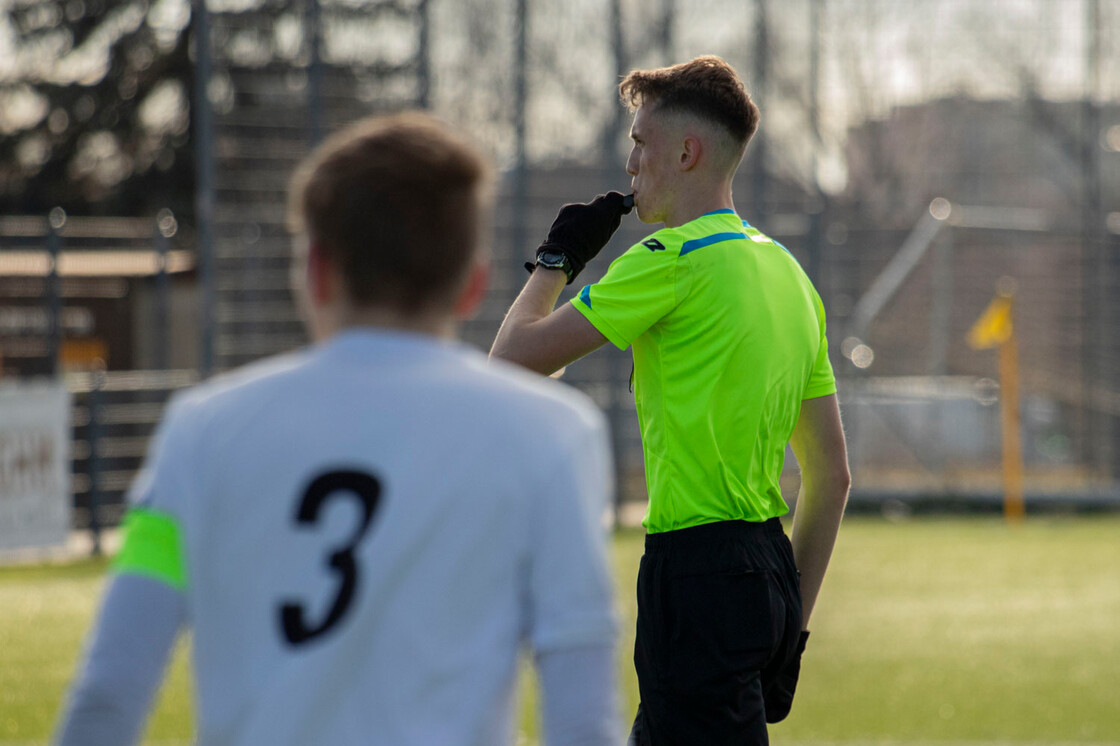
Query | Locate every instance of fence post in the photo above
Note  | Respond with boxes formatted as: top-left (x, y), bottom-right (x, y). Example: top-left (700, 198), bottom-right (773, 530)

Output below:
top-left (806, 0), bottom-right (823, 285)
top-left (306, 0), bottom-right (324, 146)
top-left (606, 0), bottom-right (627, 529)
top-left (193, 0), bottom-right (216, 378)
top-left (87, 365), bottom-right (105, 557)
top-left (417, 0), bottom-right (431, 108)
top-left (928, 229), bottom-right (954, 375)
top-left (512, 0), bottom-right (528, 265)
top-left (750, 0), bottom-right (770, 222)
top-left (155, 210), bottom-right (175, 371)
top-left (46, 207), bottom-right (66, 377)
top-left (660, 0), bottom-right (674, 62)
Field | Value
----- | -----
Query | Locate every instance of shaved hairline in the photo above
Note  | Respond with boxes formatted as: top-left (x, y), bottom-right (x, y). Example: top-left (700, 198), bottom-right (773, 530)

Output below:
top-left (649, 104), bottom-right (746, 176)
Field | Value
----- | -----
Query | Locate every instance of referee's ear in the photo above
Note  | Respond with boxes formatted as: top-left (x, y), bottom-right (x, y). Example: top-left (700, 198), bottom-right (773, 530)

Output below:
top-left (679, 133), bottom-right (702, 172)
top-left (453, 261), bottom-right (489, 320)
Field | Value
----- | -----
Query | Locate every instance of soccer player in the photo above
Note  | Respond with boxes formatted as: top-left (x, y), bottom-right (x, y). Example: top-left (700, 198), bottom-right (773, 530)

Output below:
top-left (491, 56), bottom-right (851, 743)
top-left (55, 113), bottom-right (620, 746)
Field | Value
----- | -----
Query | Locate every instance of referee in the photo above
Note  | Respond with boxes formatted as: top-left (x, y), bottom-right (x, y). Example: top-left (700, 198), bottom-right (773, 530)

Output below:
top-left (491, 56), bottom-right (850, 744)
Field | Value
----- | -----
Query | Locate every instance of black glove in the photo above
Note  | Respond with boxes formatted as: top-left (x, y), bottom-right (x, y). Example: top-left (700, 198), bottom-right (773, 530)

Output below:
top-left (764, 630), bottom-right (809, 724)
top-left (527, 191), bottom-right (634, 284)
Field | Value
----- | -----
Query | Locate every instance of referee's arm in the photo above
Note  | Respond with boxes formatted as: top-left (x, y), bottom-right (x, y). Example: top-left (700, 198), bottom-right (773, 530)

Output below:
top-left (490, 267), bottom-right (607, 374)
top-left (788, 393), bottom-right (851, 629)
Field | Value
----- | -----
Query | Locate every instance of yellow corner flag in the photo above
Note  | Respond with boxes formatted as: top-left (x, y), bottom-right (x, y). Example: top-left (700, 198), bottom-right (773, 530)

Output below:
top-left (968, 296), bottom-right (1013, 350)
top-left (967, 281), bottom-right (1024, 523)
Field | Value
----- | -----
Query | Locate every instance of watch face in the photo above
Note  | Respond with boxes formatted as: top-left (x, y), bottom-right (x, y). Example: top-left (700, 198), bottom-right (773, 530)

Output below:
top-left (537, 251), bottom-right (567, 267)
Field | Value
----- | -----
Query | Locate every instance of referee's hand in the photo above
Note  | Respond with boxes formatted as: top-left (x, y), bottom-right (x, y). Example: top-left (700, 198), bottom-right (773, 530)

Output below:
top-left (537, 191), bottom-right (634, 283)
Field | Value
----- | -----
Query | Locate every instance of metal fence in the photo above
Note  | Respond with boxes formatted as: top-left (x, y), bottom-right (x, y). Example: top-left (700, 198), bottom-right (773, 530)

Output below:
top-left (66, 369), bottom-right (199, 552)
top-left (186, 0), bottom-right (1119, 514)
top-left (0, 212), bottom-right (198, 548)
top-left (0, 210), bottom-right (191, 377)
top-left (4, 0), bottom-right (1119, 546)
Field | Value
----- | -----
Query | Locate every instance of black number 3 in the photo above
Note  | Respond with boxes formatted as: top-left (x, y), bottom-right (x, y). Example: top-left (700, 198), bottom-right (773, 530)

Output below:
top-left (279, 470), bottom-right (382, 646)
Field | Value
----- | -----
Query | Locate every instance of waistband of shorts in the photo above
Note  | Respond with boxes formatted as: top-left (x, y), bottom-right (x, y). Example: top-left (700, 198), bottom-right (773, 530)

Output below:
top-left (644, 518), bottom-right (785, 553)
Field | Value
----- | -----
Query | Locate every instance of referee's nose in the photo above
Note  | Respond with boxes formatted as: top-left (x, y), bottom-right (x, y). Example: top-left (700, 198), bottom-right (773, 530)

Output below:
top-left (626, 146), bottom-right (639, 177)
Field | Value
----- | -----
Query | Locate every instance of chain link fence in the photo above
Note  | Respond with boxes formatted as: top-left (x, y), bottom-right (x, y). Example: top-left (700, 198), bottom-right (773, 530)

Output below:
top-left (4, 0), bottom-right (1118, 544)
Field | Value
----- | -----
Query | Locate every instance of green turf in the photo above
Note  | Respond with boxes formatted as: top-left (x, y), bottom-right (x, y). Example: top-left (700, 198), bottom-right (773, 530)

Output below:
top-left (0, 556), bottom-right (194, 743)
top-left (2, 517), bottom-right (1119, 744)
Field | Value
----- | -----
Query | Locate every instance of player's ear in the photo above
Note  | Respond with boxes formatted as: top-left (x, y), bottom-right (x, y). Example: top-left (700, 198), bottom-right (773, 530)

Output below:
top-left (453, 260), bottom-right (489, 320)
top-left (679, 134), bottom-right (701, 171)
top-left (307, 241), bottom-right (337, 305)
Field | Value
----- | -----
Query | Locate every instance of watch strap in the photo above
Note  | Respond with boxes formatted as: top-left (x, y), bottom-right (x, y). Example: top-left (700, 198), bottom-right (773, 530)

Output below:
top-left (527, 248), bottom-right (575, 284)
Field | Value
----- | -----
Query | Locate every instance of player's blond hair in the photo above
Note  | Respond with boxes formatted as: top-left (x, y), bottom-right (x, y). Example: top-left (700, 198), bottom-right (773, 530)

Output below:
top-left (288, 112), bottom-right (493, 312)
top-left (619, 56), bottom-right (760, 152)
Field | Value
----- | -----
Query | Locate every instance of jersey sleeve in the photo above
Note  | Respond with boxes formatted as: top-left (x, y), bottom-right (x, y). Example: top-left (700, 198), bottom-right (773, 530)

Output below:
top-left (803, 291), bottom-right (837, 400)
top-left (537, 644), bottom-right (621, 745)
top-left (526, 404), bottom-right (618, 654)
top-left (570, 239), bottom-right (685, 350)
top-left (54, 574), bottom-right (186, 746)
top-left (114, 394), bottom-right (195, 592)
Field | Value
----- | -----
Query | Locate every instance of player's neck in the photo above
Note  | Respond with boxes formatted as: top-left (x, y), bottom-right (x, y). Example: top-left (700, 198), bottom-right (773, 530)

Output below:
top-left (313, 305), bottom-right (457, 341)
top-left (662, 182), bottom-right (735, 228)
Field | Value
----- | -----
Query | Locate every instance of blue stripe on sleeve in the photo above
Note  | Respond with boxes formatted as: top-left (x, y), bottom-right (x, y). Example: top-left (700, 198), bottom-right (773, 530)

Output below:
top-left (680, 232), bottom-right (748, 256)
top-left (579, 284), bottom-right (592, 309)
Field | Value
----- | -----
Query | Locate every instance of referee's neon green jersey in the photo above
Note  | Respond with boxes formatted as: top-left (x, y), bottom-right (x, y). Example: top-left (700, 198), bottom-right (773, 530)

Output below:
top-left (572, 209), bottom-right (836, 533)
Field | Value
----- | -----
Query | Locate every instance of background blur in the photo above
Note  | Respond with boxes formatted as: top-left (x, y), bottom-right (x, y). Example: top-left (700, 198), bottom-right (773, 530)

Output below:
top-left (1, 0), bottom-right (1118, 535)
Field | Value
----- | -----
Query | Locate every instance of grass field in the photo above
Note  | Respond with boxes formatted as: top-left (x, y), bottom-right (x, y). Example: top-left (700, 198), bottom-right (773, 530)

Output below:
top-left (2, 516), bottom-right (1119, 744)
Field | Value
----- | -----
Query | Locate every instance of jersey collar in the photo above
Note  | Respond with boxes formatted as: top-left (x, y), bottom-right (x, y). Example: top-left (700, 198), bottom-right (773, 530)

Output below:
top-left (696, 208), bottom-right (751, 230)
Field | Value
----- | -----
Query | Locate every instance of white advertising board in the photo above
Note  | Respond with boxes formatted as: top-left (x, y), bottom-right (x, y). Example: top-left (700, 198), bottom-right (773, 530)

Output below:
top-left (0, 381), bottom-right (72, 552)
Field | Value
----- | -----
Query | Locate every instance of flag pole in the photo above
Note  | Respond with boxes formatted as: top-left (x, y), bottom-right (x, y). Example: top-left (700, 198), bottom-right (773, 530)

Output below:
top-left (998, 293), bottom-right (1024, 523)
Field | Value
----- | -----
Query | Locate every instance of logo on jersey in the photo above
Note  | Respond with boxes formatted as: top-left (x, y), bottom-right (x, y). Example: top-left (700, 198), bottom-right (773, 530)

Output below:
top-left (643, 238), bottom-right (666, 252)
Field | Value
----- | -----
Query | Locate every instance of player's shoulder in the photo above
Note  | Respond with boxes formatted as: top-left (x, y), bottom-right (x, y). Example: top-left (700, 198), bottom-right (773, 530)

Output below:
top-left (625, 211), bottom-right (758, 259)
top-left (627, 224), bottom-right (687, 258)
top-left (161, 348), bottom-right (313, 432)
top-left (742, 219), bottom-right (802, 265)
top-left (741, 220), bottom-right (825, 305)
top-left (462, 353), bottom-right (607, 433)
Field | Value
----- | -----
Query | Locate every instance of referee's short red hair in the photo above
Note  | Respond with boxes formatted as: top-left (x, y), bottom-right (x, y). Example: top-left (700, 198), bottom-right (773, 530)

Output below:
top-left (288, 112), bottom-right (494, 313)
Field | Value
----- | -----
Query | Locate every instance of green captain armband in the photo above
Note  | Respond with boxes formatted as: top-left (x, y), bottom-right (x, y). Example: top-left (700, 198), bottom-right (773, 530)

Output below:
top-left (114, 508), bottom-right (188, 591)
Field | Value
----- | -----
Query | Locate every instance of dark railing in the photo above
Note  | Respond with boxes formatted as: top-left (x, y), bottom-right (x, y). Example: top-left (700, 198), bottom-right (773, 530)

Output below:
top-left (65, 369), bottom-right (199, 554)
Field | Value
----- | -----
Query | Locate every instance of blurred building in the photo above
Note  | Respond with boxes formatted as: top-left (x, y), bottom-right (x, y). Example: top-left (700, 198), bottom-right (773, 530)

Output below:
top-left (821, 96), bottom-right (1120, 487)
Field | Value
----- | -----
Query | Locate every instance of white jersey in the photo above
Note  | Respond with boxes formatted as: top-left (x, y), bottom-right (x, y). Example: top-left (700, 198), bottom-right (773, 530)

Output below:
top-left (125, 329), bottom-right (617, 746)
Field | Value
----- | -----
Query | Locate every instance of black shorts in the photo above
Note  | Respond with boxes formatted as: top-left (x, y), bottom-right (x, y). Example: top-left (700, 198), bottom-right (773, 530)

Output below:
top-left (628, 518), bottom-right (803, 746)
